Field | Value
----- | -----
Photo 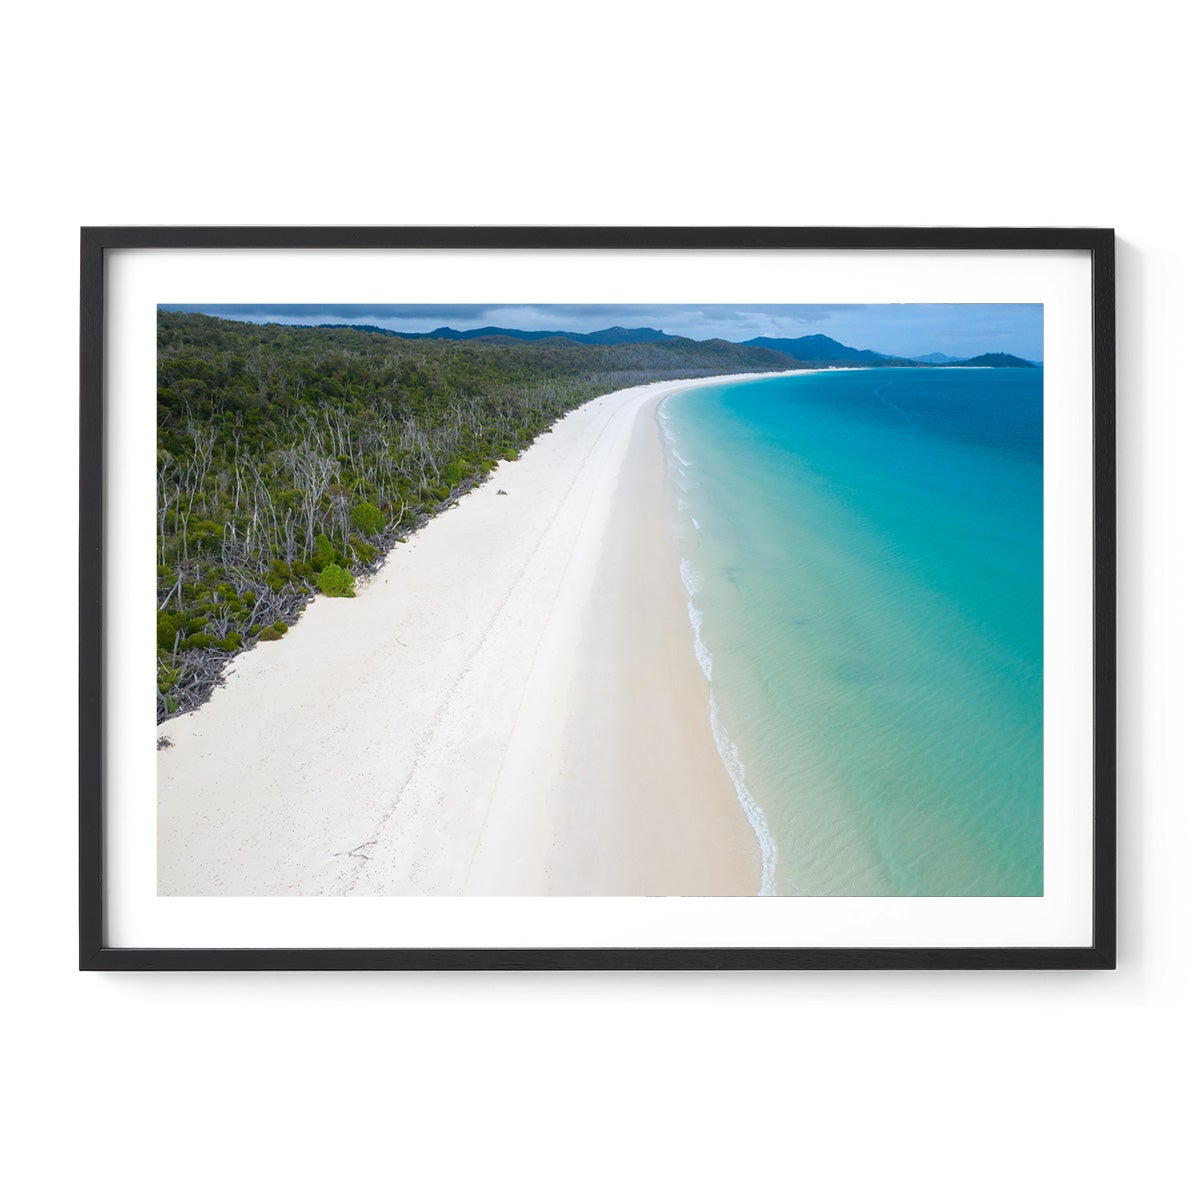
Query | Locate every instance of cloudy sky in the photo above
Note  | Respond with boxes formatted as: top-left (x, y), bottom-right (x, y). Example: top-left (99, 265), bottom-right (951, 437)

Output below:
top-left (159, 303), bottom-right (1044, 360)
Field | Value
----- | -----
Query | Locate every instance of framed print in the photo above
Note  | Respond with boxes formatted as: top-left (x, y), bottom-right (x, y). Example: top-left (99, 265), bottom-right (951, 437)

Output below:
top-left (79, 226), bottom-right (1115, 969)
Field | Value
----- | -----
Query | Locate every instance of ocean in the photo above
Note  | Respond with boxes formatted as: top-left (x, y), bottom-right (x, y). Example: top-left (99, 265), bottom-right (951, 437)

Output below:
top-left (661, 368), bottom-right (1044, 897)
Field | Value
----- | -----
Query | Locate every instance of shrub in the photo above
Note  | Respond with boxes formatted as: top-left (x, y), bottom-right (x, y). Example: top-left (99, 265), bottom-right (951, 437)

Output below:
top-left (317, 563), bottom-right (355, 598)
top-left (312, 534), bottom-right (337, 570)
top-left (189, 518), bottom-right (224, 549)
top-left (350, 501), bottom-right (385, 536)
top-left (157, 612), bottom-right (180, 651)
top-left (257, 626), bottom-right (283, 642)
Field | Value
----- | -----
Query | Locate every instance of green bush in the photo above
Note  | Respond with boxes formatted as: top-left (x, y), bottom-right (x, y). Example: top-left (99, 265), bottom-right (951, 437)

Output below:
top-left (312, 533), bottom-right (337, 570)
top-left (317, 563), bottom-right (355, 598)
top-left (350, 501), bottom-right (385, 535)
top-left (189, 518), bottom-right (224, 549)
top-left (157, 612), bottom-right (180, 651)
top-left (257, 626), bottom-right (283, 642)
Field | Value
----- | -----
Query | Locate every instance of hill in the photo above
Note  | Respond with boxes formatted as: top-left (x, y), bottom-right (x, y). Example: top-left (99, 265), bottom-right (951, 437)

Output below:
top-left (303, 323), bottom-right (1038, 368)
top-left (380, 324), bottom-right (676, 346)
top-left (741, 334), bottom-right (915, 366)
top-left (743, 337), bottom-right (1035, 368)
top-left (946, 352), bottom-right (1037, 368)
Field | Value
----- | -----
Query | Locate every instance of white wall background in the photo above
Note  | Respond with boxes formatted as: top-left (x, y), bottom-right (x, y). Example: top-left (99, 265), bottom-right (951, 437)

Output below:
top-left (3, 3), bottom-right (1194, 1196)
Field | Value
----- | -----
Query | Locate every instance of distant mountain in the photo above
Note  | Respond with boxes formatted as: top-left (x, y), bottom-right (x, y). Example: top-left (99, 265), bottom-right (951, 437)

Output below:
top-left (744, 338), bottom-right (1037, 368)
top-left (947, 353), bottom-right (1036, 368)
top-left (575, 326), bottom-right (675, 346)
top-left (381, 324), bottom-right (675, 346)
top-left (312, 322), bottom-right (1037, 367)
top-left (741, 334), bottom-right (915, 366)
top-left (915, 351), bottom-right (1039, 367)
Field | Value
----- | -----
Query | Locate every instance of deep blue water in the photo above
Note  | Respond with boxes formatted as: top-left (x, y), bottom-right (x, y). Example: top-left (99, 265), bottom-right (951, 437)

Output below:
top-left (662, 368), bottom-right (1043, 896)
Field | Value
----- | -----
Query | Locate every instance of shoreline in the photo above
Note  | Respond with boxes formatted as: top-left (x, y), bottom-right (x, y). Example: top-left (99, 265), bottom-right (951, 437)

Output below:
top-left (158, 371), bottom-right (804, 896)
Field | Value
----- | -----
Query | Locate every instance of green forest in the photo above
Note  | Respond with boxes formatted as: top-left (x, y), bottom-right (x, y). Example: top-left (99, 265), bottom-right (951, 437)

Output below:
top-left (156, 312), bottom-right (796, 721)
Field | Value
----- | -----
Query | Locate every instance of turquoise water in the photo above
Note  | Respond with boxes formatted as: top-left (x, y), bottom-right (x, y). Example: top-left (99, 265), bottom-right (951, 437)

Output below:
top-left (662, 369), bottom-right (1043, 896)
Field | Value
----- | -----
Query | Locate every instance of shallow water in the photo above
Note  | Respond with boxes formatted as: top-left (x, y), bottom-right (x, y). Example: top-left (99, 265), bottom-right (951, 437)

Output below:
top-left (662, 369), bottom-right (1043, 896)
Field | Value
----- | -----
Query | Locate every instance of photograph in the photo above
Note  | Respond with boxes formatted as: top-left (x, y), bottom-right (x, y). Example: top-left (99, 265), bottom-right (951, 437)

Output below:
top-left (16, 8), bottom-right (1189, 1195)
top-left (153, 299), bottom-right (1046, 901)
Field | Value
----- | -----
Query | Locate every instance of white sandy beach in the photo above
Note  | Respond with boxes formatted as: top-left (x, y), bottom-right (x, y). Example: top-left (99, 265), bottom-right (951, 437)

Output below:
top-left (158, 373), bottom-right (782, 896)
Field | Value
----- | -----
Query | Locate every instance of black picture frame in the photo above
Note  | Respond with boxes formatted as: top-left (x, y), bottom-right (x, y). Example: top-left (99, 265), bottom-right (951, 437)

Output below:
top-left (80, 226), bottom-right (1115, 970)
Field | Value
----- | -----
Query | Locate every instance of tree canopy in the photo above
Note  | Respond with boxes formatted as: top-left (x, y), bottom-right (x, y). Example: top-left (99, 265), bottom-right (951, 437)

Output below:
top-left (155, 311), bottom-right (794, 721)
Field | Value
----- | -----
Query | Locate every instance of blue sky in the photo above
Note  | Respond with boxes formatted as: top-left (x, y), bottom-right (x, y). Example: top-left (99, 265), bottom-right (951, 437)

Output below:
top-left (159, 303), bottom-right (1044, 360)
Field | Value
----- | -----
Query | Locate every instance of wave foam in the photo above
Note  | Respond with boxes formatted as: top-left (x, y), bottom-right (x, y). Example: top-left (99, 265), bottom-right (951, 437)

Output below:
top-left (663, 406), bottom-right (777, 895)
top-left (658, 399), bottom-right (693, 466)
top-left (679, 560), bottom-right (777, 896)
top-left (688, 597), bottom-right (713, 681)
top-left (707, 691), bottom-right (778, 897)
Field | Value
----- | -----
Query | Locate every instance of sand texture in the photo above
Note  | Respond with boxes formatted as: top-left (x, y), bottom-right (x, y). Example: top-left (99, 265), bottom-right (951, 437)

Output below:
top-left (158, 375), bottom-right (772, 896)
